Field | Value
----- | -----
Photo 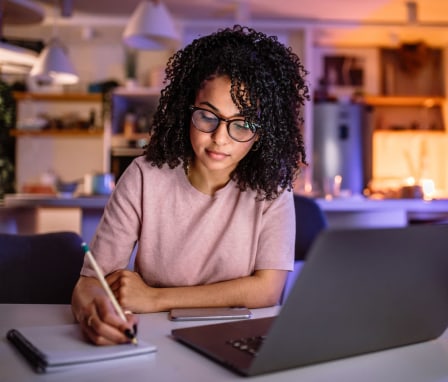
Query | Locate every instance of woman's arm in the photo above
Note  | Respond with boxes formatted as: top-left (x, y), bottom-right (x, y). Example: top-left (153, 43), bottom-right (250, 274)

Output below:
top-left (106, 268), bottom-right (288, 313)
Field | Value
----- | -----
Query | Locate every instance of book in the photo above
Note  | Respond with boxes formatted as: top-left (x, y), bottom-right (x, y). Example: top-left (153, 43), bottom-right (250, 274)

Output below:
top-left (6, 324), bottom-right (157, 373)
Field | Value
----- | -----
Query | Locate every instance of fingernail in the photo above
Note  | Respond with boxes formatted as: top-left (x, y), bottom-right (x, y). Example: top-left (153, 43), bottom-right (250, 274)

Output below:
top-left (133, 324), bottom-right (138, 335)
top-left (124, 329), bottom-right (135, 340)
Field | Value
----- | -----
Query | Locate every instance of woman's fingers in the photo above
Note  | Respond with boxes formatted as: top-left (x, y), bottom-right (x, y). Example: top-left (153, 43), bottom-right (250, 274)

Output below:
top-left (80, 297), bottom-right (136, 345)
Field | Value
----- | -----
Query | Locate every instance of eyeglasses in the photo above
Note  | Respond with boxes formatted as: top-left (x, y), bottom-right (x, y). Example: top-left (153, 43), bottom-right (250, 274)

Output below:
top-left (189, 106), bottom-right (258, 143)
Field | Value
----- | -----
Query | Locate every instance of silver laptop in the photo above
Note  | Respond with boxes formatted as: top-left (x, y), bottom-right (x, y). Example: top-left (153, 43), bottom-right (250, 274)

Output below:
top-left (171, 225), bottom-right (448, 376)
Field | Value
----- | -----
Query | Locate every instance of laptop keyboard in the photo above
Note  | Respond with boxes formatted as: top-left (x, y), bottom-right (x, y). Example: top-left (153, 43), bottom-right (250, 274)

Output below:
top-left (227, 335), bottom-right (266, 357)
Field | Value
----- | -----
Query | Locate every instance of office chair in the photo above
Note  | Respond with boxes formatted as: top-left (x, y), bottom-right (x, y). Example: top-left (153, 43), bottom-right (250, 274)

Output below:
top-left (0, 231), bottom-right (85, 304)
top-left (281, 194), bottom-right (328, 303)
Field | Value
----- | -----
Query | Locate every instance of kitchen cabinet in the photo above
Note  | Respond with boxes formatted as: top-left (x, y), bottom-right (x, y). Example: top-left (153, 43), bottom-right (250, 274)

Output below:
top-left (380, 46), bottom-right (444, 97)
top-left (12, 92), bottom-right (108, 192)
top-left (1, 194), bottom-right (109, 243)
top-left (361, 95), bottom-right (448, 198)
top-left (364, 95), bottom-right (445, 131)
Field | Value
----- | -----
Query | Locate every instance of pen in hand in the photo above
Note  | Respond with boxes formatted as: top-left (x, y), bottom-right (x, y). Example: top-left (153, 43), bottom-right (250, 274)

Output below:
top-left (81, 242), bottom-right (138, 345)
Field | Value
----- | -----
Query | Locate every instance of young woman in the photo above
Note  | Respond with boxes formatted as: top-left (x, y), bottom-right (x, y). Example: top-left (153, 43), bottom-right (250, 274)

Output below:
top-left (72, 25), bottom-right (309, 345)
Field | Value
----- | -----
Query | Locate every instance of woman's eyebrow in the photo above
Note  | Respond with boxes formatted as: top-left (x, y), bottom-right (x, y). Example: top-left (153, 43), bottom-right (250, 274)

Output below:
top-left (197, 101), bottom-right (243, 118)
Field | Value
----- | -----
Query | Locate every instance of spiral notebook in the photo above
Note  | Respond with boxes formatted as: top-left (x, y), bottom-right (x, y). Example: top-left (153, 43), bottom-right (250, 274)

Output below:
top-left (7, 324), bottom-right (157, 373)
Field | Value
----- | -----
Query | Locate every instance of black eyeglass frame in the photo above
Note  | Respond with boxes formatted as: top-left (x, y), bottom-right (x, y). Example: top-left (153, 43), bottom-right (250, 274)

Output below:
top-left (189, 105), bottom-right (258, 143)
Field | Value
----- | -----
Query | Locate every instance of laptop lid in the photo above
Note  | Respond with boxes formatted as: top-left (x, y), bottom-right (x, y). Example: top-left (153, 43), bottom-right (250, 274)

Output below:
top-left (172, 225), bottom-right (448, 376)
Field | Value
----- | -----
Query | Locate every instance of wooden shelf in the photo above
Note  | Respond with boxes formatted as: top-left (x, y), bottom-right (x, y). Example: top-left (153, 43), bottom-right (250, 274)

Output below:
top-left (13, 92), bottom-right (103, 102)
top-left (363, 95), bottom-right (445, 107)
top-left (114, 133), bottom-right (150, 140)
top-left (113, 86), bottom-right (161, 97)
top-left (10, 129), bottom-right (104, 137)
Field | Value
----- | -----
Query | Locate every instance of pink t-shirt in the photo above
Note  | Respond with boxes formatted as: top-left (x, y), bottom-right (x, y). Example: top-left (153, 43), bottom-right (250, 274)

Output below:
top-left (81, 156), bottom-right (295, 287)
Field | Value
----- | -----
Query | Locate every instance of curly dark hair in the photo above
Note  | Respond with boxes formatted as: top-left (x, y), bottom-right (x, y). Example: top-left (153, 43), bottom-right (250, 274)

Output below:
top-left (145, 25), bottom-right (309, 200)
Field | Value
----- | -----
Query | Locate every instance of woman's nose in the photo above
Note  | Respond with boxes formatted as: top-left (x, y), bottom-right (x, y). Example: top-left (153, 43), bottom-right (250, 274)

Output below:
top-left (211, 121), bottom-right (231, 144)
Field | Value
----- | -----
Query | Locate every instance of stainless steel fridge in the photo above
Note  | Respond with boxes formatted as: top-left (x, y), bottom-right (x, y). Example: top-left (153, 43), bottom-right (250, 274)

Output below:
top-left (312, 102), bottom-right (371, 197)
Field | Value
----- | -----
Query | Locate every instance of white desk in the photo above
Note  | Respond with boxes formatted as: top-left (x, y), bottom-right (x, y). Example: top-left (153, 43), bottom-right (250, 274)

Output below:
top-left (2, 304), bottom-right (448, 382)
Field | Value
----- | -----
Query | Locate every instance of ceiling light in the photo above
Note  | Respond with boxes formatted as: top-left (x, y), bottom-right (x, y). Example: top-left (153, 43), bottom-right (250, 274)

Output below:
top-left (0, 0), bottom-right (43, 69)
top-left (0, 41), bottom-right (37, 66)
top-left (28, 0), bottom-right (79, 85)
top-left (123, 0), bottom-right (180, 50)
top-left (29, 38), bottom-right (78, 85)
top-left (0, 62), bottom-right (31, 74)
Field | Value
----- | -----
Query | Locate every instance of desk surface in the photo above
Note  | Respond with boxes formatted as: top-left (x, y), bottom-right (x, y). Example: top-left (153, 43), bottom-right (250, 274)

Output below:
top-left (2, 304), bottom-right (448, 382)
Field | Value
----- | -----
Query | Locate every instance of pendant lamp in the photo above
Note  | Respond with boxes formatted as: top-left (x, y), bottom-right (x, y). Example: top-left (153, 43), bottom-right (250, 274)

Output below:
top-left (123, 0), bottom-right (180, 50)
top-left (29, 37), bottom-right (78, 84)
top-left (0, 0), bottom-right (43, 70)
top-left (29, 0), bottom-right (78, 85)
top-left (0, 41), bottom-right (37, 67)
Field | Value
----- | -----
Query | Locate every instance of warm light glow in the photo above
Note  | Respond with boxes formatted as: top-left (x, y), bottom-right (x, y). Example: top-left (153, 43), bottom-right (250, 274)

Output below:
top-left (404, 177), bottom-right (416, 186)
top-left (421, 179), bottom-right (435, 201)
top-left (333, 175), bottom-right (342, 197)
top-left (304, 182), bottom-right (313, 195)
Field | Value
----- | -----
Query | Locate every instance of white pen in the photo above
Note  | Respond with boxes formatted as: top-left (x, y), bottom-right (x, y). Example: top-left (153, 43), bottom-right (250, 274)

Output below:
top-left (81, 242), bottom-right (138, 345)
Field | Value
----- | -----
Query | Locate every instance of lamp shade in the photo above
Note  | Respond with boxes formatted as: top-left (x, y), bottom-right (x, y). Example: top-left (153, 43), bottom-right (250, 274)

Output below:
top-left (29, 38), bottom-right (79, 85)
top-left (0, 41), bottom-right (37, 67)
top-left (123, 0), bottom-right (180, 50)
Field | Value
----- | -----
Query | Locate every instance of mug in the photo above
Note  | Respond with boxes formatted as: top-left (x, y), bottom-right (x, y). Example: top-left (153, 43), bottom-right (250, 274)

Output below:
top-left (92, 173), bottom-right (115, 195)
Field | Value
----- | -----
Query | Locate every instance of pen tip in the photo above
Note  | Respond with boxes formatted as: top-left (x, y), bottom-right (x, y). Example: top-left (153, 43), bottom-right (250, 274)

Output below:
top-left (124, 329), bottom-right (138, 345)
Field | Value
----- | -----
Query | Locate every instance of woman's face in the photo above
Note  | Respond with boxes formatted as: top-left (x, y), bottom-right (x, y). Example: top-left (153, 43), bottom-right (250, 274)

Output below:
top-left (189, 75), bottom-right (257, 178)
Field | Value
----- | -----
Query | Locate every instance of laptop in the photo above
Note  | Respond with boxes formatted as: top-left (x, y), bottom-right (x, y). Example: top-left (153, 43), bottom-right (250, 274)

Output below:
top-left (171, 225), bottom-right (448, 376)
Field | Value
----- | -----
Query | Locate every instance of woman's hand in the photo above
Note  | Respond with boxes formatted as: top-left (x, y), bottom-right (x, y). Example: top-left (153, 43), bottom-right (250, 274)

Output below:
top-left (106, 270), bottom-right (160, 313)
top-left (72, 276), bottom-right (139, 346)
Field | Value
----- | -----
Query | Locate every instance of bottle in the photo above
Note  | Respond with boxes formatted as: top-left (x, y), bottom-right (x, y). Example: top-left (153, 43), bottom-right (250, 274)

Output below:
top-left (123, 112), bottom-right (136, 138)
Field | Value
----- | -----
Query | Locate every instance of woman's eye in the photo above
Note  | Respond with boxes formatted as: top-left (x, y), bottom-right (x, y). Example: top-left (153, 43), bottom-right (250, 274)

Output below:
top-left (232, 121), bottom-right (249, 130)
top-left (199, 111), bottom-right (218, 123)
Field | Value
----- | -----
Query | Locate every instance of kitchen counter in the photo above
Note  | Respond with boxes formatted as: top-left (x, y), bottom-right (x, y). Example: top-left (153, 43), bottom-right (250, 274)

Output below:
top-left (0, 194), bottom-right (110, 243)
top-left (2, 195), bottom-right (448, 239)
top-left (2, 193), bottom-right (109, 208)
top-left (315, 197), bottom-right (448, 228)
top-left (5, 193), bottom-right (448, 213)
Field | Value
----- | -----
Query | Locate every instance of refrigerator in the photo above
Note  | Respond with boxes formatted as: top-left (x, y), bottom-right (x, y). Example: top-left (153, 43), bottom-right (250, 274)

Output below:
top-left (312, 102), bottom-right (371, 197)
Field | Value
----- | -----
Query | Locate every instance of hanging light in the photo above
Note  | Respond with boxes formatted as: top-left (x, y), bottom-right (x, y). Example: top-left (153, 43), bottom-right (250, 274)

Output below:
top-left (29, 0), bottom-right (78, 85)
top-left (0, 41), bottom-right (37, 67)
top-left (123, 0), bottom-right (180, 50)
top-left (0, 0), bottom-right (43, 70)
top-left (29, 37), bottom-right (78, 84)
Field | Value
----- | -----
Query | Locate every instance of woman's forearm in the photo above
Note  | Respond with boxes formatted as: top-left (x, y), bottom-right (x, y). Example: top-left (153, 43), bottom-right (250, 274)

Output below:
top-left (152, 269), bottom-right (288, 312)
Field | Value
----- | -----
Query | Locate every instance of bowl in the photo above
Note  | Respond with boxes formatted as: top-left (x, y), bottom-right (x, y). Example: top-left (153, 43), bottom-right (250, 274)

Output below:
top-left (56, 180), bottom-right (79, 195)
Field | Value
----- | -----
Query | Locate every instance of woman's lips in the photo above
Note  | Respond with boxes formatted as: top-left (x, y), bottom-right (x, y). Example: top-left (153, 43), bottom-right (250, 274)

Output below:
top-left (206, 149), bottom-right (229, 160)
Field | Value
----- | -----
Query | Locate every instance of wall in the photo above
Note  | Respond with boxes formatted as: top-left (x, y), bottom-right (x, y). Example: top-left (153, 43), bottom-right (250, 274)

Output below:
top-left (15, 135), bottom-right (105, 192)
top-left (372, 131), bottom-right (448, 197)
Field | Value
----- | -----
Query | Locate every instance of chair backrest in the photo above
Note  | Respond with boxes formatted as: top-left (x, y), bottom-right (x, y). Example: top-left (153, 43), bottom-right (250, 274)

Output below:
top-left (293, 194), bottom-right (328, 261)
top-left (0, 231), bottom-right (85, 304)
top-left (281, 194), bottom-right (328, 303)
